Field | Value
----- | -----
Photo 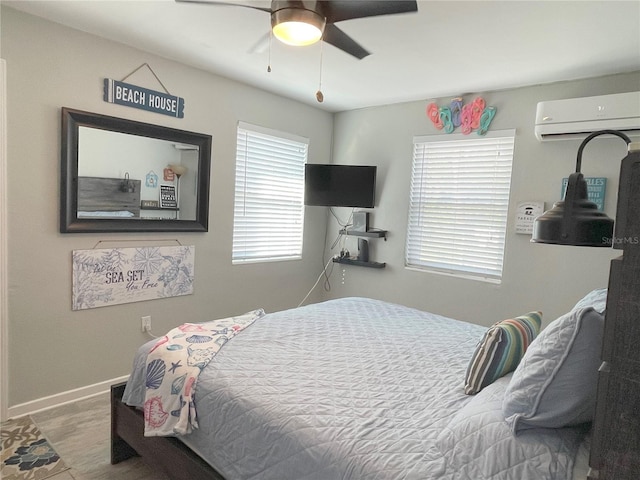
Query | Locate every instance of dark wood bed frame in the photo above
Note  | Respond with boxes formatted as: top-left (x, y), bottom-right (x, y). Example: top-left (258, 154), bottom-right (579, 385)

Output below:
top-left (110, 149), bottom-right (640, 480)
top-left (110, 382), bottom-right (225, 480)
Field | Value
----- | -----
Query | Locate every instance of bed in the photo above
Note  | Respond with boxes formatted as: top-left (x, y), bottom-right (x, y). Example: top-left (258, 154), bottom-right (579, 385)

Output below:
top-left (113, 296), bottom-right (600, 480)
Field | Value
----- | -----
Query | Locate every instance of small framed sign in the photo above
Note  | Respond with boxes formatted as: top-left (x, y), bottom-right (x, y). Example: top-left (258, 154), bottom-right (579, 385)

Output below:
top-left (515, 201), bottom-right (544, 235)
top-left (163, 167), bottom-right (175, 181)
top-left (160, 185), bottom-right (177, 209)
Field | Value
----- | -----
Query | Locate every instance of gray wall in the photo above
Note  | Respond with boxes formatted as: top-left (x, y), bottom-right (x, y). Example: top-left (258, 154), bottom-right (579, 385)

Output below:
top-left (325, 72), bottom-right (640, 327)
top-left (2, 7), bottom-right (333, 406)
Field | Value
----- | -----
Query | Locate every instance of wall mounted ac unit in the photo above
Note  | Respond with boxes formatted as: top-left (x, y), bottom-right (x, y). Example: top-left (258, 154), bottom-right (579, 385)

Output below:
top-left (535, 91), bottom-right (640, 141)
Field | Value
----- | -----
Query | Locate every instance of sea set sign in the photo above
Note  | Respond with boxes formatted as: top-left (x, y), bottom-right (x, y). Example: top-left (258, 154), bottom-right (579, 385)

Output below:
top-left (103, 78), bottom-right (185, 118)
top-left (72, 245), bottom-right (194, 310)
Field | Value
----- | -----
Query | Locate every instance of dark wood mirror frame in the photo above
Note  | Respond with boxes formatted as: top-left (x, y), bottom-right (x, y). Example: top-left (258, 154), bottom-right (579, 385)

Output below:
top-left (61, 107), bottom-right (211, 233)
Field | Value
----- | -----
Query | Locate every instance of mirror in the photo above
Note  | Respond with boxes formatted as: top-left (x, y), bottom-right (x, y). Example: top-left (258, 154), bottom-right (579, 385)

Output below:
top-left (61, 107), bottom-right (211, 233)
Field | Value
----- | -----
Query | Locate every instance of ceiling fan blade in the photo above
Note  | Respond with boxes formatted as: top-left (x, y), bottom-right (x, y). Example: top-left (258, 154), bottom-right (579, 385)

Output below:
top-left (322, 24), bottom-right (369, 59)
top-left (174, 0), bottom-right (271, 13)
top-left (248, 31), bottom-right (271, 54)
top-left (324, 1), bottom-right (418, 23)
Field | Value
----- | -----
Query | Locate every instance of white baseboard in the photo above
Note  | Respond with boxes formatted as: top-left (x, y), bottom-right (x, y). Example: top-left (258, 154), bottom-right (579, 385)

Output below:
top-left (7, 375), bottom-right (129, 419)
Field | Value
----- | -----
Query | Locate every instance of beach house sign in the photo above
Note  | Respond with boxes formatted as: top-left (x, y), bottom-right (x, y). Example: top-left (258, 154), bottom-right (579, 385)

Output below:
top-left (103, 78), bottom-right (185, 118)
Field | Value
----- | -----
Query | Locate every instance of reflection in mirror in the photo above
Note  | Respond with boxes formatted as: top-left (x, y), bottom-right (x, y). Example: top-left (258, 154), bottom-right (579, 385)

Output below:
top-left (61, 108), bottom-right (211, 233)
top-left (77, 128), bottom-right (198, 220)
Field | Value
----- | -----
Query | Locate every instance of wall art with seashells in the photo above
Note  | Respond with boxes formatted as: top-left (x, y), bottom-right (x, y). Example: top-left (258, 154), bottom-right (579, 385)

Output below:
top-left (71, 245), bottom-right (195, 310)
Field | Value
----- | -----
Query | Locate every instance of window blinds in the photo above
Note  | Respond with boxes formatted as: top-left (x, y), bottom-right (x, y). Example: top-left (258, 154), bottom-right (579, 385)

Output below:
top-left (232, 122), bottom-right (308, 263)
top-left (406, 130), bottom-right (515, 282)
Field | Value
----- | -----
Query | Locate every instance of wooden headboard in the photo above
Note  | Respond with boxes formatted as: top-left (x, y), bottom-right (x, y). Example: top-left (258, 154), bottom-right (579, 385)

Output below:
top-left (77, 177), bottom-right (141, 217)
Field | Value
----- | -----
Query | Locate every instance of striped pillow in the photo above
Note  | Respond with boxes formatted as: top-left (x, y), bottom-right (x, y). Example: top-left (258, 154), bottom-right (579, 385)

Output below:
top-left (464, 312), bottom-right (542, 395)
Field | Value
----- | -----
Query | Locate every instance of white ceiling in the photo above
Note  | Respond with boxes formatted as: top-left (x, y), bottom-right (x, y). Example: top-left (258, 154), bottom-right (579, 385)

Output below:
top-left (5, 0), bottom-right (640, 112)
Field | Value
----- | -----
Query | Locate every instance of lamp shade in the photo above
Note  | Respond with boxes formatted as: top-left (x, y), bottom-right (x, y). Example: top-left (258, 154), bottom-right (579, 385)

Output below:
top-left (169, 164), bottom-right (187, 177)
top-left (532, 172), bottom-right (614, 246)
top-left (532, 130), bottom-right (630, 247)
top-left (271, 7), bottom-right (325, 46)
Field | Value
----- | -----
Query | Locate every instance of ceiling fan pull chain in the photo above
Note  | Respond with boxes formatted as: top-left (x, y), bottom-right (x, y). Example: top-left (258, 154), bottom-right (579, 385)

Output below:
top-left (267, 28), bottom-right (272, 73)
top-left (316, 40), bottom-right (324, 103)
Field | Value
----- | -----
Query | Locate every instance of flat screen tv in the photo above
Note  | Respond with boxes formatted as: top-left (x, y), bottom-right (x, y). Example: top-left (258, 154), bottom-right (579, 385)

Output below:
top-left (304, 164), bottom-right (376, 208)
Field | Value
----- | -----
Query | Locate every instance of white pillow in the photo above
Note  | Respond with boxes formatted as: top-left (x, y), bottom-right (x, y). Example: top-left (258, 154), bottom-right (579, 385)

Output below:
top-left (502, 307), bottom-right (604, 433)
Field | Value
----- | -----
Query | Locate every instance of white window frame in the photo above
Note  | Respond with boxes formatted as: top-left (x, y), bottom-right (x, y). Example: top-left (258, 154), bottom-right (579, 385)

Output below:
top-left (405, 130), bottom-right (515, 283)
top-left (232, 122), bottom-right (308, 264)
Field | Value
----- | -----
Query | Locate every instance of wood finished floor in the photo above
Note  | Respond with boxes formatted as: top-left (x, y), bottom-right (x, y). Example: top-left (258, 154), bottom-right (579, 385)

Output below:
top-left (31, 392), bottom-right (170, 480)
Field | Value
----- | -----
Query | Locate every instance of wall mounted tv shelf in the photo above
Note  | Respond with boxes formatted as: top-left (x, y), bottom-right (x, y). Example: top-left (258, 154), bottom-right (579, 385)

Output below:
top-left (339, 228), bottom-right (387, 240)
top-left (333, 257), bottom-right (386, 268)
top-left (335, 228), bottom-right (388, 268)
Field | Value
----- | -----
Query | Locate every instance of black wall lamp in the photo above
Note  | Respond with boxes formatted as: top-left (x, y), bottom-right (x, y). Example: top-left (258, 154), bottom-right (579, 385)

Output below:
top-left (120, 172), bottom-right (136, 193)
top-left (532, 130), bottom-right (633, 247)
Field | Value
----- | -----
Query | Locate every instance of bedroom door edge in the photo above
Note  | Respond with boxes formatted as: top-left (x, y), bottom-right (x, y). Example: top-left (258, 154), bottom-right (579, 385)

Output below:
top-left (1, 58), bottom-right (9, 422)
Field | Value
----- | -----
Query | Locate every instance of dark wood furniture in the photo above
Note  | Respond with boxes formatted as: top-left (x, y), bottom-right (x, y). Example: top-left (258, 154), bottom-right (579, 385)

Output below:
top-left (588, 148), bottom-right (640, 479)
top-left (78, 177), bottom-right (141, 217)
top-left (110, 383), bottom-right (225, 480)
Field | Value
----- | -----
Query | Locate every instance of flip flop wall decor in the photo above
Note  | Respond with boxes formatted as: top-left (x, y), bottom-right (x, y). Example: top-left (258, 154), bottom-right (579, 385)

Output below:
top-left (426, 96), bottom-right (497, 135)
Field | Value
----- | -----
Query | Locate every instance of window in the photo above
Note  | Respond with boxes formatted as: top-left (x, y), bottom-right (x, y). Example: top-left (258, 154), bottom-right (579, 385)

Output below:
top-left (232, 122), bottom-right (308, 264)
top-left (406, 130), bottom-right (515, 282)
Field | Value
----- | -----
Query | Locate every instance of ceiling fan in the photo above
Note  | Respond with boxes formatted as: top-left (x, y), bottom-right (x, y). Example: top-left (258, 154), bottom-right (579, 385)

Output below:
top-left (175, 0), bottom-right (418, 59)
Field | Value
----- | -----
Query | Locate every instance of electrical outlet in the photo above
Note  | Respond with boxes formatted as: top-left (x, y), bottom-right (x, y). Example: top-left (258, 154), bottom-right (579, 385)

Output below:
top-left (141, 315), bottom-right (151, 332)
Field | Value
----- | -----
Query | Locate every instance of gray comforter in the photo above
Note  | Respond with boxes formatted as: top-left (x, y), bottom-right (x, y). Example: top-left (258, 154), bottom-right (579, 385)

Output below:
top-left (123, 297), bottom-right (585, 480)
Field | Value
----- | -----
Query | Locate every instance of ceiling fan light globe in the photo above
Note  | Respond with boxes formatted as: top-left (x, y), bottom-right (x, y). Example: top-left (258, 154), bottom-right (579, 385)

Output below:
top-left (271, 8), bottom-right (325, 47)
top-left (273, 21), bottom-right (322, 46)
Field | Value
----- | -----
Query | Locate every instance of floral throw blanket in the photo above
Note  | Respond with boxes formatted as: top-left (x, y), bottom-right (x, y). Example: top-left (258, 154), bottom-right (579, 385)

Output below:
top-left (143, 309), bottom-right (265, 436)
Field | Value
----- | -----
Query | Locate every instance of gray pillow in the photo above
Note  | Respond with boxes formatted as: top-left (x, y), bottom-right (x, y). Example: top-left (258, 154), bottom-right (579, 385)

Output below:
top-left (572, 288), bottom-right (607, 314)
top-left (502, 307), bottom-right (604, 433)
